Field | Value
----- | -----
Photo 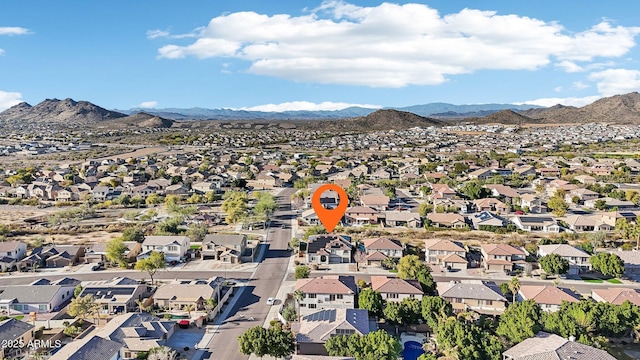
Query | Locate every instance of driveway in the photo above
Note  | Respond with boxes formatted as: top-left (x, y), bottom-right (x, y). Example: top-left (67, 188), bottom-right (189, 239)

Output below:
top-left (166, 326), bottom-right (205, 359)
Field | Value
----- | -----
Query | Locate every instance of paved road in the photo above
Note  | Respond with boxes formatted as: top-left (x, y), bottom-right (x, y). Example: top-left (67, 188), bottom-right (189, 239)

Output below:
top-left (203, 187), bottom-right (296, 360)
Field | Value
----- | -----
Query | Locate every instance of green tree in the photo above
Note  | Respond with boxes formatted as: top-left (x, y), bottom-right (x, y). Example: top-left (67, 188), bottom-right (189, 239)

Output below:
top-left (589, 252), bottom-right (624, 278)
top-left (145, 193), bottom-right (163, 205)
top-left (266, 325), bottom-right (295, 359)
top-left (254, 192), bottom-right (277, 226)
top-left (122, 227), bottom-right (145, 243)
top-left (538, 254), bottom-right (569, 275)
top-left (135, 251), bottom-right (165, 285)
top-left (186, 223), bottom-right (209, 242)
top-left (238, 326), bottom-right (269, 358)
top-left (73, 285), bottom-right (83, 298)
top-left (496, 300), bottom-right (542, 345)
top-left (461, 181), bottom-right (490, 200)
top-left (295, 265), bottom-right (310, 279)
top-left (400, 297), bottom-right (423, 324)
top-left (421, 296), bottom-right (453, 329)
top-left (547, 196), bottom-right (569, 216)
top-left (358, 288), bottom-right (384, 317)
top-left (508, 277), bottom-right (520, 304)
top-left (147, 346), bottom-right (177, 360)
top-left (155, 216), bottom-right (184, 235)
top-left (436, 319), bottom-right (502, 360)
top-left (325, 330), bottom-right (401, 360)
top-left (383, 301), bottom-right (404, 325)
top-left (397, 255), bottom-right (435, 294)
top-left (67, 294), bottom-right (100, 325)
top-left (418, 202), bottom-right (434, 216)
top-left (106, 238), bottom-right (128, 268)
top-left (282, 304), bottom-right (297, 322)
top-left (221, 190), bottom-right (249, 224)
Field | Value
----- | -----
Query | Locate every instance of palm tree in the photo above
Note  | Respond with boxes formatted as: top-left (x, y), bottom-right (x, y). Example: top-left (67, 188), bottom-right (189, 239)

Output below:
top-left (508, 276), bottom-right (520, 303)
top-left (135, 299), bottom-right (145, 313)
top-left (184, 304), bottom-right (196, 317)
top-left (293, 290), bottom-right (304, 322)
top-left (438, 346), bottom-right (460, 360)
top-left (204, 298), bottom-right (217, 317)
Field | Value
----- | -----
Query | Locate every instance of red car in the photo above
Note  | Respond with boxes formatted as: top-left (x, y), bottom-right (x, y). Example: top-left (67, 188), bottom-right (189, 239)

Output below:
top-left (178, 320), bottom-right (190, 329)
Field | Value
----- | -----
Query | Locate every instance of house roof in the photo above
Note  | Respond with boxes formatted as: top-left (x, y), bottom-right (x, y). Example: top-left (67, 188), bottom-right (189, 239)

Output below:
top-left (95, 313), bottom-right (175, 344)
top-left (294, 308), bottom-right (370, 343)
top-left (153, 283), bottom-right (216, 302)
top-left (424, 239), bottom-right (465, 252)
top-left (202, 234), bottom-right (245, 246)
top-left (142, 235), bottom-right (189, 246)
top-left (346, 206), bottom-right (378, 214)
top-left (365, 251), bottom-right (388, 261)
top-left (370, 276), bottom-right (422, 295)
top-left (607, 249), bottom-right (640, 265)
top-left (592, 288), bottom-right (640, 306)
top-left (518, 286), bottom-right (580, 305)
top-left (383, 211), bottom-right (421, 222)
top-left (437, 280), bottom-right (506, 301)
top-left (441, 253), bottom-right (468, 264)
top-left (426, 213), bottom-right (466, 225)
top-left (502, 331), bottom-right (615, 360)
top-left (295, 276), bottom-right (357, 295)
top-left (48, 335), bottom-right (122, 360)
top-left (360, 194), bottom-right (390, 205)
top-left (307, 234), bottom-right (352, 255)
top-left (538, 244), bottom-right (590, 258)
top-left (0, 318), bottom-right (34, 342)
top-left (362, 237), bottom-right (403, 251)
top-left (481, 243), bottom-right (525, 256)
top-left (0, 284), bottom-right (69, 304)
top-left (0, 241), bottom-right (23, 252)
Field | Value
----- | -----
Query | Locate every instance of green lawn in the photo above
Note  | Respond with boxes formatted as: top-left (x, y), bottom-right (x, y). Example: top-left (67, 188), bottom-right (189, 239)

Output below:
top-left (12, 315), bottom-right (24, 320)
top-left (606, 278), bottom-right (623, 284)
top-left (583, 279), bottom-right (603, 283)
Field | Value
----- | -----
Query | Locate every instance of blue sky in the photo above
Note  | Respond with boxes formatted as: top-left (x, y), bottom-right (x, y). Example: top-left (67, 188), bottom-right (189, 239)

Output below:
top-left (1, 0), bottom-right (640, 112)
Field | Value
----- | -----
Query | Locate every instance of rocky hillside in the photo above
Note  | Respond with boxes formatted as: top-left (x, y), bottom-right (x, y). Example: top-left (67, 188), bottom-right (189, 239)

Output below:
top-left (518, 92), bottom-right (640, 124)
top-left (321, 109), bottom-right (443, 131)
top-left (106, 112), bottom-right (174, 128)
top-left (0, 98), bottom-right (127, 128)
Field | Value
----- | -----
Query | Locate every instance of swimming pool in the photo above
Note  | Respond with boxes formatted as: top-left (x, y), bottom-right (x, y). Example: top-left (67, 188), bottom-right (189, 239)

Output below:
top-left (402, 340), bottom-right (425, 360)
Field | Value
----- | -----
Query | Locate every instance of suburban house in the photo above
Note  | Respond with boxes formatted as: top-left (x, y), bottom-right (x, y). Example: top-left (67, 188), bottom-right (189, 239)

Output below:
top-left (0, 241), bottom-right (27, 272)
top-left (153, 277), bottom-right (223, 317)
top-left (294, 276), bottom-right (357, 314)
top-left (427, 213), bottom-right (467, 228)
top-left (48, 335), bottom-right (122, 360)
top-left (537, 244), bottom-right (591, 275)
top-left (437, 280), bottom-right (507, 315)
top-left (383, 210), bottom-right (422, 228)
top-left (306, 234), bottom-right (353, 264)
top-left (516, 285), bottom-right (580, 312)
top-left (139, 236), bottom-right (190, 262)
top-left (370, 276), bottom-right (423, 302)
top-left (520, 194), bottom-right (546, 213)
top-left (301, 209), bottom-right (320, 226)
top-left (472, 198), bottom-right (509, 214)
top-left (80, 277), bottom-right (150, 315)
top-left (94, 312), bottom-right (176, 360)
top-left (591, 288), bottom-right (640, 306)
top-left (480, 243), bottom-right (527, 272)
top-left (606, 250), bottom-right (640, 278)
top-left (502, 332), bottom-right (616, 360)
top-left (360, 194), bottom-right (390, 211)
top-left (362, 237), bottom-right (404, 263)
top-left (470, 211), bottom-right (506, 230)
top-left (201, 234), bottom-right (247, 263)
top-left (344, 206), bottom-right (378, 226)
top-left (292, 308), bottom-right (372, 356)
top-left (511, 216), bottom-right (560, 233)
top-left (424, 239), bottom-right (467, 270)
top-left (22, 244), bottom-right (86, 268)
top-left (562, 214), bottom-right (613, 232)
top-left (0, 278), bottom-right (80, 314)
top-left (0, 318), bottom-right (35, 360)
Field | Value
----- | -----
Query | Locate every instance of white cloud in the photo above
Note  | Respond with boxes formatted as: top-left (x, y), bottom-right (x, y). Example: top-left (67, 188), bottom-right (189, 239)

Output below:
top-left (553, 86), bottom-right (563, 92)
top-left (137, 101), bottom-right (158, 108)
top-left (588, 68), bottom-right (640, 96)
top-left (0, 27), bottom-right (31, 36)
top-left (154, 1), bottom-right (640, 87)
top-left (147, 27), bottom-right (204, 40)
top-left (236, 101), bottom-right (381, 112)
top-left (573, 81), bottom-right (589, 90)
top-left (0, 90), bottom-right (23, 111)
top-left (516, 96), bottom-right (600, 107)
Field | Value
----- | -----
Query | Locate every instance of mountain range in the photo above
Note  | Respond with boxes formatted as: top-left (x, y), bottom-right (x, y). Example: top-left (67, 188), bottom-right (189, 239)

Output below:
top-left (1, 92), bottom-right (640, 130)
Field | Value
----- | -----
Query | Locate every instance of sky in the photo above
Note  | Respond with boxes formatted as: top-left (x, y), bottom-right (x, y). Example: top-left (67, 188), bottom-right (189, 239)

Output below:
top-left (1, 0), bottom-right (640, 112)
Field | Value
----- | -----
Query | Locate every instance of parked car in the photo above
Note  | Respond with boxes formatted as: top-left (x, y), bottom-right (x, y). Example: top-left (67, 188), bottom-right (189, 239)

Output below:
top-left (91, 262), bottom-right (104, 271)
top-left (266, 297), bottom-right (275, 306)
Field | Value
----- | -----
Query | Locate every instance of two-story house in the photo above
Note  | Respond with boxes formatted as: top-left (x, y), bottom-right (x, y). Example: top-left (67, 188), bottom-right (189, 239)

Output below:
top-left (0, 278), bottom-right (80, 314)
top-left (0, 318), bottom-right (35, 360)
top-left (139, 236), bottom-right (190, 262)
top-left (519, 194), bottom-right (546, 214)
top-left (424, 239), bottom-right (467, 271)
top-left (0, 241), bottom-right (27, 272)
top-left (516, 285), bottom-right (580, 312)
top-left (591, 288), bottom-right (640, 306)
top-left (307, 235), bottom-right (352, 264)
top-left (480, 243), bottom-right (526, 272)
top-left (344, 206), bottom-right (378, 226)
top-left (201, 234), bottom-right (247, 263)
top-left (437, 280), bottom-right (507, 315)
top-left (292, 308), bottom-right (372, 356)
top-left (294, 275), bottom-right (357, 314)
top-left (538, 244), bottom-right (591, 275)
top-left (362, 237), bottom-right (404, 265)
top-left (370, 276), bottom-right (423, 302)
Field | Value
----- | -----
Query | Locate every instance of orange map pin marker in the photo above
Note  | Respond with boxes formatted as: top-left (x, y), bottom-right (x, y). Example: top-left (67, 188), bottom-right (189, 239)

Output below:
top-left (311, 184), bottom-right (349, 233)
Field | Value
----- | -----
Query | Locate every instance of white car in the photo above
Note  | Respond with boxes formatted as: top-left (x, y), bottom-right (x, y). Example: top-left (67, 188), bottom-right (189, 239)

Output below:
top-left (266, 297), bottom-right (276, 306)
